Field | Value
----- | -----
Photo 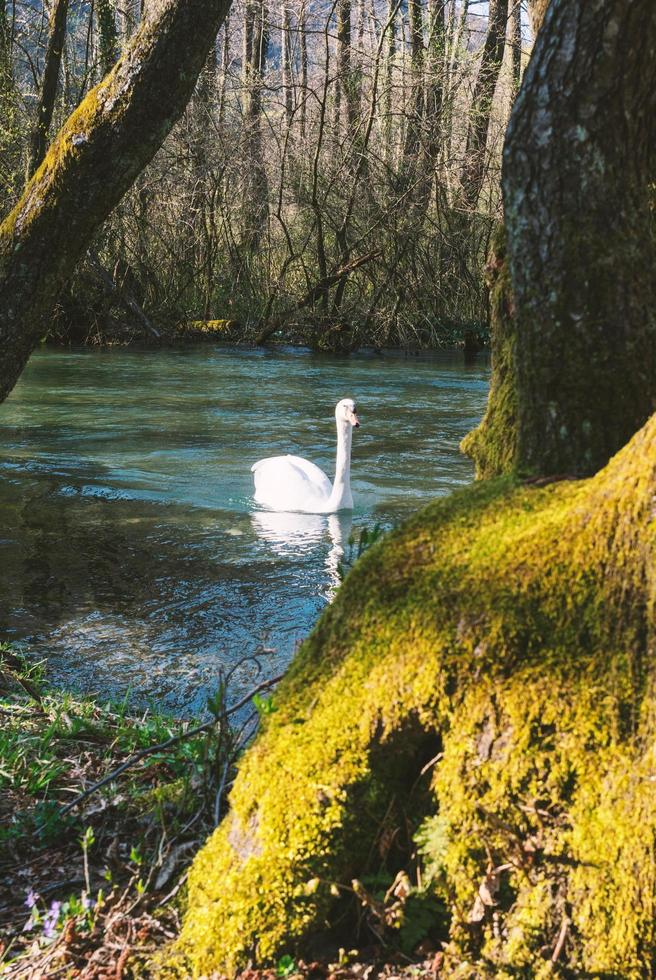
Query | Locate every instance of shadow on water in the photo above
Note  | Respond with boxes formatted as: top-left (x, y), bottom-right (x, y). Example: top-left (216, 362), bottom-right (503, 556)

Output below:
top-left (0, 346), bottom-right (489, 714)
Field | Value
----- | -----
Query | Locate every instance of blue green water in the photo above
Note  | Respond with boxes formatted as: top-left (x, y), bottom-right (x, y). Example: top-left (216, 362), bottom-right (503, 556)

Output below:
top-left (0, 346), bottom-right (489, 713)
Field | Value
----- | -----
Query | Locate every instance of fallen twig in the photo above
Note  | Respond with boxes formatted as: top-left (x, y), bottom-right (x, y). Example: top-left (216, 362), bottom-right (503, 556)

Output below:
top-left (56, 673), bottom-right (284, 819)
top-left (551, 913), bottom-right (570, 963)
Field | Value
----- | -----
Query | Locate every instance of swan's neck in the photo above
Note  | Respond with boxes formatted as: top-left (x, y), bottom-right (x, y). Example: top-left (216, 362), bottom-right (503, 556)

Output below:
top-left (327, 420), bottom-right (353, 510)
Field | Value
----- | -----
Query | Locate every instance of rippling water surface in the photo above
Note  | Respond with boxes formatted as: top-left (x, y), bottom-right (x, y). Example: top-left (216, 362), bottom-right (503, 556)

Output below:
top-left (0, 346), bottom-right (489, 713)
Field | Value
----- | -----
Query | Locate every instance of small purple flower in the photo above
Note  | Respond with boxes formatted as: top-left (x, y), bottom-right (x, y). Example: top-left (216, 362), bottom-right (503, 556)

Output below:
top-left (22, 913), bottom-right (37, 933)
top-left (25, 889), bottom-right (38, 909)
top-left (82, 895), bottom-right (95, 911)
top-left (42, 900), bottom-right (61, 939)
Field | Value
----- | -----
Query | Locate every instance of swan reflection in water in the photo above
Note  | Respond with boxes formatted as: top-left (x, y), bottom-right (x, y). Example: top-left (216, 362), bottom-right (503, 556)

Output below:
top-left (250, 510), bottom-right (353, 597)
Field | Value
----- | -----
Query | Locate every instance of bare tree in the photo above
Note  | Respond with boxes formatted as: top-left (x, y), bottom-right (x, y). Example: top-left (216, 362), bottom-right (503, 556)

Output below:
top-left (0, 0), bottom-right (233, 403)
top-left (510, 0), bottom-right (522, 89)
top-left (402, 0), bottom-right (424, 163)
top-left (281, 0), bottom-right (293, 125)
top-left (242, 0), bottom-right (269, 248)
top-left (460, 0), bottom-right (509, 207)
top-left (27, 0), bottom-right (71, 177)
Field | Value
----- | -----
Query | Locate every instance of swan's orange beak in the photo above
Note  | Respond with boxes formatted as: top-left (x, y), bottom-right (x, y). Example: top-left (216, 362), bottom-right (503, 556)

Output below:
top-left (349, 411), bottom-right (360, 428)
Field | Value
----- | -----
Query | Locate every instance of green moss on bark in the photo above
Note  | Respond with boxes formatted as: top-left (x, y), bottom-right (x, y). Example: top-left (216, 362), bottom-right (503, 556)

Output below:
top-left (175, 413), bottom-right (656, 977)
top-left (461, 225), bottom-right (518, 478)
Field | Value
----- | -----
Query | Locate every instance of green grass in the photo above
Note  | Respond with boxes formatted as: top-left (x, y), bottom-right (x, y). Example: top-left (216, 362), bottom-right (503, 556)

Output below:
top-left (0, 641), bottom-right (261, 973)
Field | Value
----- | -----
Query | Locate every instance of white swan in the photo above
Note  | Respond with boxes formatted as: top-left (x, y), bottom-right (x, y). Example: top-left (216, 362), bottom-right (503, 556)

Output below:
top-left (251, 398), bottom-right (360, 513)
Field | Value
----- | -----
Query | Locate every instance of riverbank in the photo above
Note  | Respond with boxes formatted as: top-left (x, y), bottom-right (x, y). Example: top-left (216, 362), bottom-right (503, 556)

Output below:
top-left (0, 648), bottom-right (447, 978)
top-left (0, 645), bottom-right (280, 977)
top-left (48, 309), bottom-right (489, 358)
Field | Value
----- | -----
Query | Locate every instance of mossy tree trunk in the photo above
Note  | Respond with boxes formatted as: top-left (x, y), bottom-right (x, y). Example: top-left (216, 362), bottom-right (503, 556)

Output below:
top-left (0, 0), bottom-right (232, 405)
top-left (178, 388), bottom-right (656, 978)
top-left (464, 0), bottom-right (656, 479)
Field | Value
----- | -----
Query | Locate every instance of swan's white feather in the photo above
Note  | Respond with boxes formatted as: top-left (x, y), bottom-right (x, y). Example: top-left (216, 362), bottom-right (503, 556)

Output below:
top-left (252, 454), bottom-right (332, 512)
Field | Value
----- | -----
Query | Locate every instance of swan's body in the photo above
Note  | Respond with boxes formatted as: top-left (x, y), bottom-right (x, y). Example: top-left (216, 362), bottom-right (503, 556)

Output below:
top-left (251, 398), bottom-right (359, 513)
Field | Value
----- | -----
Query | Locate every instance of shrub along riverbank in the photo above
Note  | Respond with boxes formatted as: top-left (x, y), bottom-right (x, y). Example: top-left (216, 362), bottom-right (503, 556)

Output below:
top-left (47, 304), bottom-right (489, 358)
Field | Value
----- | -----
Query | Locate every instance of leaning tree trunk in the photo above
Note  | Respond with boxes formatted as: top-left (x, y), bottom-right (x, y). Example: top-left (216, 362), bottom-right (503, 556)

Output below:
top-left (0, 0), bottom-right (232, 405)
top-left (464, 0), bottom-right (656, 478)
top-left (27, 0), bottom-right (71, 178)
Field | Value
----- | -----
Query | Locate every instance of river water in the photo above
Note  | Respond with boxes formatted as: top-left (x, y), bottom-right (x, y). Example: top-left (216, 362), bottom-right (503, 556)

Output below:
top-left (0, 346), bottom-right (489, 714)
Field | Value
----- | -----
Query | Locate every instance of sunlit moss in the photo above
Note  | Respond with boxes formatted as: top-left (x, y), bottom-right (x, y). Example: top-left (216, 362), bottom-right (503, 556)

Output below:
top-left (174, 413), bottom-right (656, 977)
top-left (460, 225), bottom-right (518, 478)
top-left (182, 319), bottom-right (237, 335)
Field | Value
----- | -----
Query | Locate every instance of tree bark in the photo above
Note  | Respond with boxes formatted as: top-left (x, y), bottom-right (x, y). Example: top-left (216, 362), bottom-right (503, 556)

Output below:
top-left (402, 0), bottom-right (424, 161)
top-left (460, 0), bottom-right (509, 208)
top-left (464, 0), bottom-right (656, 479)
top-left (528, 0), bottom-right (549, 36)
top-left (0, 0), bottom-right (19, 207)
top-left (507, 0), bottom-right (656, 476)
top-left (27, 0), bottom-right (71, 178)
top-left (0, 0), bottom-right (232, 404)
top-left (242, 0), bottom-right (269, 249)
top-left (336, 0), bottom-right (358, 136)
top-left (510, 0), bottom-right (521, 89)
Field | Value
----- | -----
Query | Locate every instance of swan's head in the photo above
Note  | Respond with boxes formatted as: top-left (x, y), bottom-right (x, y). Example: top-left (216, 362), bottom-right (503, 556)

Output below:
top-left (336, 398), bottom-right (360, 428)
